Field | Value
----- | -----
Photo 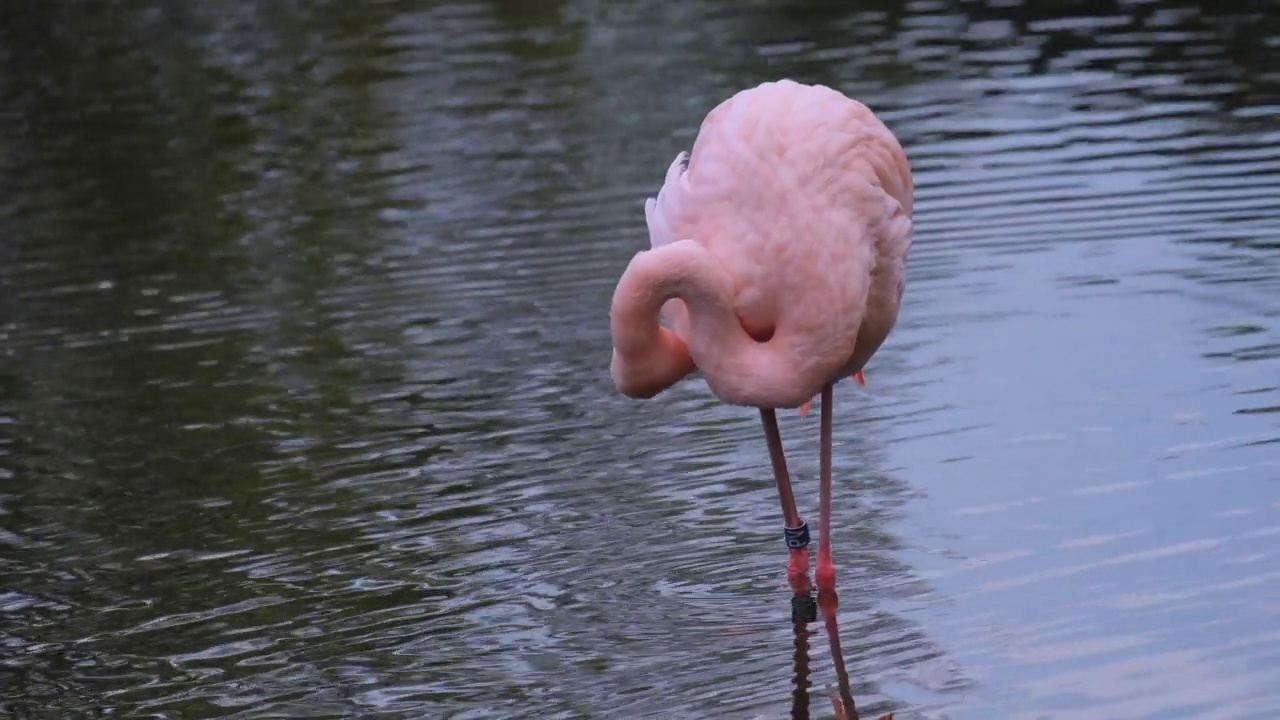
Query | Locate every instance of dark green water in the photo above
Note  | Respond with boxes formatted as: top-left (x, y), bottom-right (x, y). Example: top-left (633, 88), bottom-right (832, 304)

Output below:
top-left (1, 1), bottom-right (1277, 718)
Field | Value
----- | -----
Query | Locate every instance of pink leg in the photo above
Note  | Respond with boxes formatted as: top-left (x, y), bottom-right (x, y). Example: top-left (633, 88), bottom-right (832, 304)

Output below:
top-left (817, 385), bottom-right (875, 720)
top-left (815, 383), bottom-right (837, 592)
top-left (759, 408), bottom-right (812, 596)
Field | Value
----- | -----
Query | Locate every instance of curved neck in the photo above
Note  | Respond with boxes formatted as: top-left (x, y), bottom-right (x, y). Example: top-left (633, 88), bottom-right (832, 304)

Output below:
top-left (609, 240), bottom-right (792, 406)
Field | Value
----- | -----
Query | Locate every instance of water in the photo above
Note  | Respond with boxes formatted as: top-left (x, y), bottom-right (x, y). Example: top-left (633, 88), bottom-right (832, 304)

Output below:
top-left (1, 1), bottom-right (1277, 717)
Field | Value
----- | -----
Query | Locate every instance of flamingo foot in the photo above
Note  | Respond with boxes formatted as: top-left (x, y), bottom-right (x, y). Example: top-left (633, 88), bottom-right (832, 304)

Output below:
top-left (799, 400), bottom-right (811, 417)
top-left (853, 369), bottom-right (865, 386)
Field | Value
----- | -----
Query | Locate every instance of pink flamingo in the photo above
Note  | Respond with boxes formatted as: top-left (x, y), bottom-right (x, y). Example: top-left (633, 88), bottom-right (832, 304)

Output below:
top-left (609, 79), bottom-right (913, 600)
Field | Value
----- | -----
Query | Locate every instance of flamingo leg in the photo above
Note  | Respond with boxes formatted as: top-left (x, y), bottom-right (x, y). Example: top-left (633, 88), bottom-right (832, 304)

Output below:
top-left (760, 408), bottom-right (812, 596)
top-left (816, 384), bottom-right (865, 719)
top-left (783, 388), bottom-right (876, 720)
top-left (815, 383), bottom-right (836, 592)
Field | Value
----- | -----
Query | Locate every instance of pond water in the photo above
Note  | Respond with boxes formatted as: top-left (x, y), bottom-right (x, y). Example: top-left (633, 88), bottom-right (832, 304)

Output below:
top-left (1, 1), bottom-right (1277, 718)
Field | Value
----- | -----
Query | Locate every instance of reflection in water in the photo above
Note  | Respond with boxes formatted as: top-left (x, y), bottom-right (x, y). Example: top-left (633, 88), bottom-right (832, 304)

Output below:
top-left (791, 591), bottom-right (893, 720)
top-left (0, 0), bottom-right (1277, 718)
top-left (792, 597), bottom-right (815, 718)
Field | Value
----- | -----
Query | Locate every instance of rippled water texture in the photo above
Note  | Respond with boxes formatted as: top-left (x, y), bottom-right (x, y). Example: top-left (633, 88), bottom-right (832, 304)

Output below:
top-left (1, 1), bottom-right (1278, 718)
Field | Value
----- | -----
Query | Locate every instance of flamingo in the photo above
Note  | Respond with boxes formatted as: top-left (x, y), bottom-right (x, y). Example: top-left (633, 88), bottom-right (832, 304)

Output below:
top-left (609, 79), bottom-right (912, 718)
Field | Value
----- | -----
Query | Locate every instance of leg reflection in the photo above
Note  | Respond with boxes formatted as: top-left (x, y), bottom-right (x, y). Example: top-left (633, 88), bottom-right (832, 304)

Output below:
top-left (790, 589), bottom-right (892, 720)
top-left (790, 594), bottom-right (817, 719)
top-left (818, 588), bottom-right (859, 720)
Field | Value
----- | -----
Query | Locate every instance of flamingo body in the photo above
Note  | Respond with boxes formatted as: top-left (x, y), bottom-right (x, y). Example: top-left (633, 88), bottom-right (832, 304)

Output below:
top-left (610, 79), bottom-right (913, 408)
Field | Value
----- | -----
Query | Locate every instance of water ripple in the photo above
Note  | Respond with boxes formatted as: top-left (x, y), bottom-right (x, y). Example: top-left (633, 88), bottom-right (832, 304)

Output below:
top-left (0, 0), bottom-right (1277, 718)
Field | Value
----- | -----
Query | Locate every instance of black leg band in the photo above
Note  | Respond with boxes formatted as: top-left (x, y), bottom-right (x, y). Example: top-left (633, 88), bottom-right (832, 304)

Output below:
top-left (783, 522), bottom-right (811, 549)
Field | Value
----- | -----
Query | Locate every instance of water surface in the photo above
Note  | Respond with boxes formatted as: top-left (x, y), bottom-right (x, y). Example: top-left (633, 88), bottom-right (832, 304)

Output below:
top-left (1, 1), bottom-right (1278, 718)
